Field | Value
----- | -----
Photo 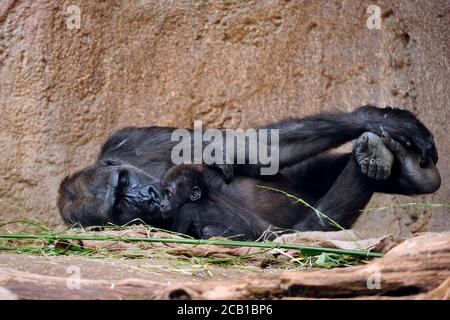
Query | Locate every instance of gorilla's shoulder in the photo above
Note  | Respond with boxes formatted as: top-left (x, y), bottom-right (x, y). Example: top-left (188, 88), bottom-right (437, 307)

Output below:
top-left (98, 126), bottom-right (177, 159)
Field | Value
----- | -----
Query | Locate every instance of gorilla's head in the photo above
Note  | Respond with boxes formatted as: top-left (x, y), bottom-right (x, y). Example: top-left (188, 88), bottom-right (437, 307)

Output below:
top-left (57, 160), bottom-right (163, 227)
top-left (160, 164), bottom-right (208, 218)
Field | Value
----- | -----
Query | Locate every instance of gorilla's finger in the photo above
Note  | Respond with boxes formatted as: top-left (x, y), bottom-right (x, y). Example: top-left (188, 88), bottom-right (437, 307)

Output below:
top-left (393, 134), bottom-right (410, 148)
top-left (211, 164), bottom-right (234, 184)
top-left (376, 161), bottom-right (387, 180)
top-left (375, 162), bottom-right (385, 180)
top-left (431, 144), bottom-right (439, 164)
top-left (419, 135), bottom-right (439, 167)
top-left (360, 159), bottom-right (369, 175)
top-left (383, 165), bottom-right (391, 179)
top-left (368, 159), bottom-right (377, 178)
top-left (420, 146), bottom-right (431, 168)
top-left (410, 133), bottom-right (436, 168)
top-left (354, 134), bottom-right (369, 152)
top-left (381, 128), bottom-right (407, 159)
top-left (423, 137), bottom-right (438, 165)
top-left (219, 164), bottom-right (234, 184)
top-left (380, 128), bottom-right (391, 144)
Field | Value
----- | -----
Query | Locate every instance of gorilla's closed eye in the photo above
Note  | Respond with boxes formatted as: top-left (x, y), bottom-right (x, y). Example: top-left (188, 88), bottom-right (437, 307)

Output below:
top-left (116, 170), bottom-right (129, 192)
top-left (101, 159), bottom-right (122, 166)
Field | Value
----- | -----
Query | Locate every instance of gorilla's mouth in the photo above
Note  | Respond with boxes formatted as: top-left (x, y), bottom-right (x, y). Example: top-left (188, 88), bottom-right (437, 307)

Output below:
top-left (147, 185), bottom-right (161, 211)
top-left (148, 198), bottom-right (160, 210)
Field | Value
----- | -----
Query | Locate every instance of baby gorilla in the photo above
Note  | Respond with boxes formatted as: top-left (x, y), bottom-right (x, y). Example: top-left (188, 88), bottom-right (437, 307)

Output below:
top-left (160, 164), bottom-right (254, 239)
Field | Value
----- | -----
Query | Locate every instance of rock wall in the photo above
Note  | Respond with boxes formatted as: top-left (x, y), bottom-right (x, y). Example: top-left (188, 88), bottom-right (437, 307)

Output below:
top-left (0, 0), bottom-right (448, 236)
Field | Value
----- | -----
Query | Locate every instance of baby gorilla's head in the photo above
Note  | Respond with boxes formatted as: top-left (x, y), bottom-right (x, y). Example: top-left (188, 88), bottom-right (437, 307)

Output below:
top-left (160, 165), bottom-right (208, 218)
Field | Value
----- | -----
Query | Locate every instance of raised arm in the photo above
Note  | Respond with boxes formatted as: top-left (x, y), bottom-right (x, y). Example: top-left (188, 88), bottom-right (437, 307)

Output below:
top-left (238, 105), bottom-right (438, 176)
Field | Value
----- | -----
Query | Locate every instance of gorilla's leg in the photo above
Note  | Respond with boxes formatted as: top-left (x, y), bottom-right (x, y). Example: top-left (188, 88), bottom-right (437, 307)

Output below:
top-left (374, 130), bottom-right (441, 195)
top-left (280, 153), bottom-right (352, 198)
top-left (292, 154), bottom-right (375, 231)
top-left (238, 105), bottom-right (438, 177)
top-left (353, 132), bottom-right (394, 180)
top-left (291, 131), bottom-right (441, 231)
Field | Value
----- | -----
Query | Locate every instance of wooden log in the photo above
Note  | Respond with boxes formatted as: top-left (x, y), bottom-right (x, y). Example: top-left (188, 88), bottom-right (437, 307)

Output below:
top-left (0, 286), bottom-right (17, 300)
top-left (162, 232), bottom-right (450, 299)
top-left (0, 267), bottom-right (165, 300)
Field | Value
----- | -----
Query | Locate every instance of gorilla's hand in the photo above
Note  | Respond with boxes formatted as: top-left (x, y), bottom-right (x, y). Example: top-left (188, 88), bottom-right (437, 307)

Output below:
top-left (208, 163), bottom-right (234, 184)
top-left (357, 105), bottom-right (438, 168)
top-left (380, 128), bottom-right (441, 194)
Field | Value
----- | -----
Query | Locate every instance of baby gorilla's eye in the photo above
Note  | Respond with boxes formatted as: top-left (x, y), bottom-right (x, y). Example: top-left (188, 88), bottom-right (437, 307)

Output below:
top-left (163, 188), bottom-right (172, 198)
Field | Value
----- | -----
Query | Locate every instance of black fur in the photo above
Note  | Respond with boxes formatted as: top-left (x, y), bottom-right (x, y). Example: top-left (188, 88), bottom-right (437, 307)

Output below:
top-left (57, 105), bottom-right (440, 238)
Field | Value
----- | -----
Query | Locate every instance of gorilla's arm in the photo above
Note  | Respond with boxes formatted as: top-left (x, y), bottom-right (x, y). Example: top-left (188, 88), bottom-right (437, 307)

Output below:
top-left (237, 105), bottom-right (438, 176)
top-left (99, 106), bottom-right (437, 179)
top-left (292, 154), bottom-right (375, 231)
top-left (173, 208), bottom-right (194, 235)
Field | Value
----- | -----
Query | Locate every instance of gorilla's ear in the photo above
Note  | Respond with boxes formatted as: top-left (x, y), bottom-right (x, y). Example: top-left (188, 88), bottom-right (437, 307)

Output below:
top-left (190, 186), bottom-right (201, 202)
top-left (100, 159), bottom-right (122, 166)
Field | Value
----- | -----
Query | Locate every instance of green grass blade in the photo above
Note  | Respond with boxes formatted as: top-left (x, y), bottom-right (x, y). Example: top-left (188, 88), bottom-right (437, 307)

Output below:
top-left (0, 233), bottom-right (384, 258)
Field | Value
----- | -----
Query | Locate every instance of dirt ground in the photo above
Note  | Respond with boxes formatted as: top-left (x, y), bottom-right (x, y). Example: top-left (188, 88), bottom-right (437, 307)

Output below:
top-left (0, 252), bottom-right (286, 300)
top-left (0, 253), bottom-right (270, 284)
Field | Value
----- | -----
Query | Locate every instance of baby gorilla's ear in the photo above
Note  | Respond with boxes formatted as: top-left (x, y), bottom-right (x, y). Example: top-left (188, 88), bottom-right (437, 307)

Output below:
top-left (190, 186), bottom-right (201, 201)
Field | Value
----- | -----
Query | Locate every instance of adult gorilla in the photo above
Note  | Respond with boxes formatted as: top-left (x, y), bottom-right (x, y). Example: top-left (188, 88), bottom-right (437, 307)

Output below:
top-left (57, 105), bottom-right (440, 232)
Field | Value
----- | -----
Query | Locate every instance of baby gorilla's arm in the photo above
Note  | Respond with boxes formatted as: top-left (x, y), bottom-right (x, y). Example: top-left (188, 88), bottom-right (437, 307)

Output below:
top-left (173, 209), bottom-right (194, 235)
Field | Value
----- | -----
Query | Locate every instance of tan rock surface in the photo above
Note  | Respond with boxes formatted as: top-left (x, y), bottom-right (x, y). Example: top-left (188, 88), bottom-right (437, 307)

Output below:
top-left (0, 1), bottom-right (449, 235)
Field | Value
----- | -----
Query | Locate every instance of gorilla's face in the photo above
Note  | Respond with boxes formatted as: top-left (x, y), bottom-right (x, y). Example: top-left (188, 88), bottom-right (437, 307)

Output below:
top-left (159, 181), bottom-right (184, 219)
top-left (58, 160), bottom-right (163, 227)
top-left (159, 165), bottom-right (205, 219)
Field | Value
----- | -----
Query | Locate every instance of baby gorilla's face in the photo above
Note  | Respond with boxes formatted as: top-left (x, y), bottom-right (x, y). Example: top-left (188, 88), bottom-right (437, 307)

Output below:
top-left (160, 165), bottom-right (206, 218)
top-left (160, 179), bottom-right (203, 218)
top-left (160, 182), bottom-right (182, 218)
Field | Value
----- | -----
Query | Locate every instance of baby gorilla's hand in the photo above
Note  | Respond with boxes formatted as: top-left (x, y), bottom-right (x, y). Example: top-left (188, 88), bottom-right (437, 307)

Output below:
top-left (353, 132), bottom-right (394, 180)
top-left (215, 164), bottom-right (234, 184)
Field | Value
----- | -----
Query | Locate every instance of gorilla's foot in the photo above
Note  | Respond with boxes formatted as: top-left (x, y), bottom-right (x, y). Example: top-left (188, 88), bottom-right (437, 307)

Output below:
top-left (353, 132), bottom-right (394, 180)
